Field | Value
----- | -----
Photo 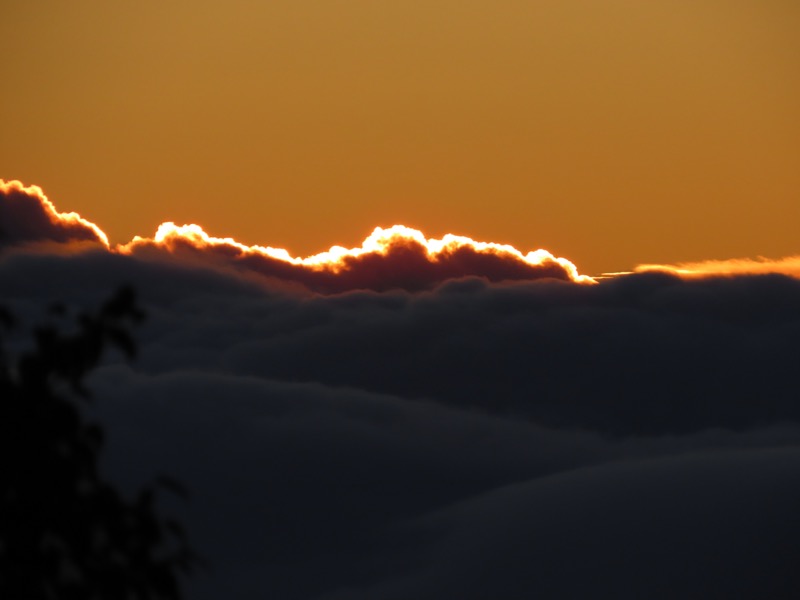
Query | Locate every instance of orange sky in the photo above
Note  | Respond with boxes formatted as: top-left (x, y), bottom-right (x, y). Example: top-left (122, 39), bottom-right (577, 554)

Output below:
top-left (2, 0), bottom-right (798, 275)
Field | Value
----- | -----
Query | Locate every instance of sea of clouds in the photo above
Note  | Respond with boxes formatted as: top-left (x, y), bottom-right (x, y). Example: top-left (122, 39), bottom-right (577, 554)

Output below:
top-left (2, 180), bottom-right (799, 598)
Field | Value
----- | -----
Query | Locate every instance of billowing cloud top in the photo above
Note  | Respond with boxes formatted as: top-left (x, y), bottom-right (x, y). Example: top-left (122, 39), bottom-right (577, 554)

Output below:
top-left (0, 180), bottom-right (592, 292)
top-left (0, 180), bottom-right (108, 249)
top-left (119, 222), bottom-right (593, 292)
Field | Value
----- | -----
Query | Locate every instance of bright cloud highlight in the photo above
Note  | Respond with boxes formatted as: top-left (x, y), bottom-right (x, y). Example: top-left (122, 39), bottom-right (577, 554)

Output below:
top-left (1, 180), bottom-right (592, 292)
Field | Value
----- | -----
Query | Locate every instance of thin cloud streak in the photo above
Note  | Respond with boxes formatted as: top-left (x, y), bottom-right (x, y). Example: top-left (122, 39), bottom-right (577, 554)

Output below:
top-left (636, 256), bottom-right (800, 279)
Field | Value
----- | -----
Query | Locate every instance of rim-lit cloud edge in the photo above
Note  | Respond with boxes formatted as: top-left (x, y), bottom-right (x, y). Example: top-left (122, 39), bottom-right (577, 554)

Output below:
top-left (636, 256), bottom-right (800, 278)
top-left (0, 179), bottom-right (109, 249)
top-left (6, 178), bottom-right (800, 287)
top-left (1, 179), bottom-right (592, 293)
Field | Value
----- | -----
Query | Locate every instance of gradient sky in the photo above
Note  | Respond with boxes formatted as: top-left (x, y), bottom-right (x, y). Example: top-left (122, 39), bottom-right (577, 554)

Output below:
top-left (2, 0), bottom-right (798, 275)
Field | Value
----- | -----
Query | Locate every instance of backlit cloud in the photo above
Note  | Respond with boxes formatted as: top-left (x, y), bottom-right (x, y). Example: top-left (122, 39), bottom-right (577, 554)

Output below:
top-left (636, 256), bottom-right (800, 279)
top-left (0, 179), bottom-right (108, 250)
top-left (119, 222), bottom-right (593, 292)
top-left (0, 180), bottom-right (592, 291)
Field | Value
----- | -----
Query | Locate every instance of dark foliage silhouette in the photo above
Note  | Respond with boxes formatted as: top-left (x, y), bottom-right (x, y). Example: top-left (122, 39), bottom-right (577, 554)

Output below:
top-left (0, 287), bottom-right (195, 599)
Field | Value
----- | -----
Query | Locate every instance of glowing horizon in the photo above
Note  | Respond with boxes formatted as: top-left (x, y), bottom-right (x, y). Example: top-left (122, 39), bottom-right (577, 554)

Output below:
top-left (0, 179), bottom-right (593, 290)
top-left (118, 221), bottom-right (593, 283)
top-left (3, 1), bottom-right (797, 276)
top-left (635, 256), bottom-right (800, 279)
top-left (6, 177), bottom-right (800, 288)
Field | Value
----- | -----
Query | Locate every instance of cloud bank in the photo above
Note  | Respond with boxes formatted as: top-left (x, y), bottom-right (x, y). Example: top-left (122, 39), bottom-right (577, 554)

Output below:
top-left (0, 179), bottom-right (590, 292)
top-left (119, 222), bottom-right (593, 292)
top-left (3, 181), bottom-right (800, 598)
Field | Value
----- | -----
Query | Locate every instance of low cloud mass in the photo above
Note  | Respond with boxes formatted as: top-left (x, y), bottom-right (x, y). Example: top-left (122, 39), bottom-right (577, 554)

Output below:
top-left (0, 180), bottom-right (108, 250)
top-left (0, 179), bottom-right (590, 292)
top-left (3, 181), bottom-right (800, 598)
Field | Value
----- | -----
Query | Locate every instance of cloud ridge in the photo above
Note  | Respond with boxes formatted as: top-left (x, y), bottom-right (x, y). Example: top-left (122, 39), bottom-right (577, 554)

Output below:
top-left (0, 179), bottom-right (108, 249)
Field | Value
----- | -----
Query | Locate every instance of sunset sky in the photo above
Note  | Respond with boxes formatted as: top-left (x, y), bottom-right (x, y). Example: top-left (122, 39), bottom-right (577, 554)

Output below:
top-left (3, 3), bottom-right (800, 598)
top-left (2, 0), bottom-right (798, 275)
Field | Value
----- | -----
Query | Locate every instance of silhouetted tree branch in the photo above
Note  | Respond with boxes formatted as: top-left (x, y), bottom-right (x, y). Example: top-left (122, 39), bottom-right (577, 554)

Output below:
top-left (0, 287), bottom-right (195, 599)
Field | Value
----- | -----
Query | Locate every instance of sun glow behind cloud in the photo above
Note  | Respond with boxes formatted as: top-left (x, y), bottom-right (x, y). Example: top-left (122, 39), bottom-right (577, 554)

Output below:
top-left (120, 221), bottom-right (593, 283)
top-left (0, 180), bottom-right (109, 249)
top-left (9, 178), bottom-right (800, 290)
top-left (635, 257), bottom-right (800, 279)
top-left (1, 180), bottom-right (592, 291)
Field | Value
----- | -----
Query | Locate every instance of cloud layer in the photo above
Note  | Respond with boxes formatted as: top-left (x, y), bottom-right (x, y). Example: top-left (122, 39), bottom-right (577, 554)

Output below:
top-left (3, 181), bottom-right (800, 598)
top-left (0, 179), bottom-right (590, 292)
top-left (120, 222), bottom-right (592, 292)
top-left (0, 180), bottom-right (108, 250)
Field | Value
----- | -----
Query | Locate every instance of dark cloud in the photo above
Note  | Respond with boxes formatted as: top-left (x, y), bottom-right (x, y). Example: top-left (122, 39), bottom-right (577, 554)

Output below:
top-left (113, 266), bottom-right (800, 435)
top-left (120, 223), bottom-right (589, 293)
top-left (88, 367), bottom-right (800, 600)
top-left (356, 448), bottom-right (800, 600)
top-left (3, 186), bottom-right (800, 598)
top-left (0, 180), bottom-right (108, 250)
